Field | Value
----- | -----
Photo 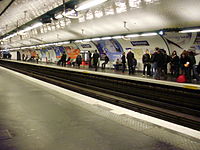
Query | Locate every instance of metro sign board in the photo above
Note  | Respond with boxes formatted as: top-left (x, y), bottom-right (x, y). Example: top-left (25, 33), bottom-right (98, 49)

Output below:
top-left (130, 41), bottom-right (150, 46)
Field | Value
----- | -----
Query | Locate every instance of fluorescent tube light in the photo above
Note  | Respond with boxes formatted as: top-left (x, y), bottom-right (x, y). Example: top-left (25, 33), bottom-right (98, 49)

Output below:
top-left (112, 36), bottom-right (124, 39)
top-left (57, 41), bottom-right (70, 45)
top-left (179, 29), bottom-right (200, 33)
top-left (3, 33), bottom-right (18, 40)
top-left (92, 38), bottom-right (101, 41)
top-left (124, 34), bottom-right (140, 38)
top-left (76, 0), bottom-right (108, 11)
top-left (83, 39), bottom-right (91, 42)
top-left (75, 40), bottom-right (83, 43)
top-left (101, 37), bottom-right (112, 40)
top-left (19, 22), bottom-right (43, 34)
top-left (141, 32), bottom-right (158, 36)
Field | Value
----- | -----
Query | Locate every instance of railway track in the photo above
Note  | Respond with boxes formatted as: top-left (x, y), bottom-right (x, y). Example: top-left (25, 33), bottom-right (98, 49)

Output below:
top-left (0, 60), bottom-right (200, 131)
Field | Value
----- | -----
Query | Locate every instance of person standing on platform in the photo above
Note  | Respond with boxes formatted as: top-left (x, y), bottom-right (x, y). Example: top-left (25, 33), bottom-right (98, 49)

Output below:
top-left (121, 52), bottom-right (126, 73)
top-left (76, 54), bottom-right (82, 68)
top-left (127, 50), bottom-right (135, 75)
top-left (22, 53), bottom-right (25, 61)
top-left (197, 61), bottom-right (200, 79)
top-left (35, 54), bottom-right (39, 64)
top-left (88, 51), bottom-right (92, 68)
top-left (155, 49), bottom-right (165, 79)
top-left (180, 50), bottom-right (191, 82)
top-left (101, 55), bottom-right (109, 69)
top-left (93, 50), bottom-right (100, 71)
top-left (142, 50), bottom-right (151, 76)
top-left (170, 50), bottom-right (179, 77)
top-left (188, 51), bottom-right (199, 81)
top-left (61, 52), bottom-right (67, 67)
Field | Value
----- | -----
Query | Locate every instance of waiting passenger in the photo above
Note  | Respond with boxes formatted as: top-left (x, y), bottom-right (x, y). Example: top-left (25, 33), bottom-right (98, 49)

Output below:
top-left (197, 61), bottom-right (200, 75)
top-left (76, 54), bottom-right (82, 68)
top-left (127, 50), bottom-right (135, 75)
top-left (22, 53), bottom-right (25, 61)
top-left (155, 49), bottom-right (165, 79)
top-left (162, 50), bottom-right (171, 75)
top-left (93, 50), bottom-right (100, 71)
top-left (188, 51), bottom-right (199, 80)
top-left (35, 54), bottom-right (39, 64)
top-left (194, 60), bottom-right (200, 82)
top-left (142, 50), bottom-right (151, 76)
top-left (66, 57), bottom-right (71, 65)
top-left (114, 58), bottom-right (122, 70)
top-left (180, 50), bottom-right (191, 82)
top-left (102, 55), bottom-right (109, 69)
top-left (88, 51), bottom-right (92, 68)
top-left (61, 52), bottom-right (67, 67)
top-left (170, 50), bottom-right (179, 77)
top-left (121, 52), bottom-right (126, 73)
top-left (150, 48), bottom-right (159, 77)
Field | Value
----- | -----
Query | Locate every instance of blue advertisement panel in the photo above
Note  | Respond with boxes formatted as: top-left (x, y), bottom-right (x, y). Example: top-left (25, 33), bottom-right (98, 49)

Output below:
top-left (92, 39), bottom-right (123, 61)
top-left (40, 49), bottom-right (48, 58)
top-left (54, 46), bottom-right (65, 58)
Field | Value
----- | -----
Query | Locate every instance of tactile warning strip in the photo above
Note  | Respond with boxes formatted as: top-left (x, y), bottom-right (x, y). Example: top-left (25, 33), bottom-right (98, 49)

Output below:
top-left (67, 98), bottom-right (200, 150)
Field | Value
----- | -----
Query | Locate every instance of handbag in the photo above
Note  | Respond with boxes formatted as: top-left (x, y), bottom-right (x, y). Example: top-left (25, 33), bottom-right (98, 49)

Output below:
top-left (176, 74), bottom-right (187, 83)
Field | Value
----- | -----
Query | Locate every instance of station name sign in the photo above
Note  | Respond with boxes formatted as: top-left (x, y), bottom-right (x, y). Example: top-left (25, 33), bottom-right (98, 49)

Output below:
top-left (81, 44), bottom-right (92, 48)
top-left (130, 41), bottom-right (150, 46)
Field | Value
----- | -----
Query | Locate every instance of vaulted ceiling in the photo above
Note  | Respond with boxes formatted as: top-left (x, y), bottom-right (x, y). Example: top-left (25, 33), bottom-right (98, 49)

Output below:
top-left (0, 0), bottom-right (200, 49)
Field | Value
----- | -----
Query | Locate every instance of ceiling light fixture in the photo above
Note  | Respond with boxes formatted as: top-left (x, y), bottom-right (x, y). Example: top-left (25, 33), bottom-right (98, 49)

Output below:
top-left (83, 39), bottom-right (91, 42)
top-left (124, 34), bottom-right (140, 38)
top-left (179, 29), bottom-right (200, 33)
top-left (74, 40), bottom-right (83, 43)
top-left (112, 36), bottom-right (124, 39)
top-left (76, 0), bottom-right (108, 11)
top-left (19, 22), bottom-right (43, 34)
top-left (101, 37), bottom-right (112, 40)
top-left (158, 30), bottom-right (164, 35)
top-left (91, 38), bottom-right (101, 41)
top-left (141, 32), bottom-right (158, 36)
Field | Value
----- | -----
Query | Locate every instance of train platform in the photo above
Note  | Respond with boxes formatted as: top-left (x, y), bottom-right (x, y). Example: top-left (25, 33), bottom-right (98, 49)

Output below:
top-left (4, 59), bottom-right (200, 90)
top-left (0, 66), bottom-right (200, 150)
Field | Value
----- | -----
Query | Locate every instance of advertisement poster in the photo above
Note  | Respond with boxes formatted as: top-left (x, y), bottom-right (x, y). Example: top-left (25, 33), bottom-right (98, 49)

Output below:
top-left (92, 39), bottom-right (123, 61)
top-left (54, 46), bottom-right (65, 58)
top-left (64, 44), bottom-right (80, 59)
top-left (40, 48), bottom-right (48, 58)
top-left (163, 32), bottom-right (196, 55)
top-left (29, 50), bottom-right (37, 57)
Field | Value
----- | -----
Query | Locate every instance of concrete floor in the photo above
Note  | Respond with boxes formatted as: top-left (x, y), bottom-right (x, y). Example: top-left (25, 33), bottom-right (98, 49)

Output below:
top-left (0, 66), bottom-right (199, 150)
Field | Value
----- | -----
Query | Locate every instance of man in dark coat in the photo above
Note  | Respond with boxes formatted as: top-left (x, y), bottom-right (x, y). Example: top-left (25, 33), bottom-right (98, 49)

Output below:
top-left (76, 54), bottom-right (82, 68)
top-left (142, 50), bottom-right (151, 76)
top-left (126, 50), bottom-right (135, 74)
top-left (88, 51), bottom-right (92, 68)
top-left (61, 52), bottom-right (67, 67)
top-left (93, 50), bottom-right (100, 71)
top-left (121, 52), bottom-right (126, 73)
